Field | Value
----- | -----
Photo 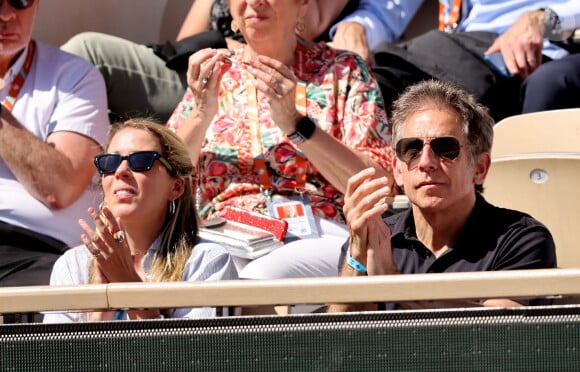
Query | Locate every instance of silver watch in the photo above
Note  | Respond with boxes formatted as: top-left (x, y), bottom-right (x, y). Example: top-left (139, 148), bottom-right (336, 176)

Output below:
top-left (543, 8), bottom-right (572, 41)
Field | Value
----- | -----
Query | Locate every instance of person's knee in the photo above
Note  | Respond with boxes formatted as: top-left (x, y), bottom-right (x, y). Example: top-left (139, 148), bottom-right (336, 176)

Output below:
top-left (523, 63), bottom-right (566, 99)
top-left (239, 256), bottom-right (290, 279)
top-left (525, 61), bottom-right (564, 88)
top-left (239, 241), bottom-right (342, 279)
top-left (60, 32), bottom-right (109, 63)
top-left (61, 32), bottom-right (97, 53)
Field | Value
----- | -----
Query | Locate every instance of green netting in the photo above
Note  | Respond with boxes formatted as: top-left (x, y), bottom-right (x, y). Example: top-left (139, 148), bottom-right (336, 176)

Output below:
top-left (1, 306), bottom-right (580, 371)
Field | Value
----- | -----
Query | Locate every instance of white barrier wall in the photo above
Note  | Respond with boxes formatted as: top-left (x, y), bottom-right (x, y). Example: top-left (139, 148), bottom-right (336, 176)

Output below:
top-left (32, 0), bottom-right (192, 46)
top-left (32, 0), bottom-right (437, 47)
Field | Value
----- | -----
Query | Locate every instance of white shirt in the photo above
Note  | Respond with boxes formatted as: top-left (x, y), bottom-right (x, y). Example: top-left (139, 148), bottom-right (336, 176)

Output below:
top-left (0, 41), bottom-right (109, 246)
top-left (43, 238), bottom-right (239, 323)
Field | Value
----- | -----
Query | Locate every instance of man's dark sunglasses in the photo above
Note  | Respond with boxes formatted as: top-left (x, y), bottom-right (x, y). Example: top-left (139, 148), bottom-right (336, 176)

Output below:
top-left (5, 0), bottom-right (35, 10)
top-left (94, 151), bottom-right (173, 175)
top-left (395, 136), bottom-right (462, 164)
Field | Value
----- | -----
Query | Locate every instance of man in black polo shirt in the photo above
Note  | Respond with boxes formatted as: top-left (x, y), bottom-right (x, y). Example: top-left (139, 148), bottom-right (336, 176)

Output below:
top-left (328, 80), bottom-right (556, 312)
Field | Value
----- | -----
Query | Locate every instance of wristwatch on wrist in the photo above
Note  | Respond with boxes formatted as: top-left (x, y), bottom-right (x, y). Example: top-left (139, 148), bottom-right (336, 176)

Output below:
top-left (543, 8), bottom-right (567, 41)
top-left (287, 116), bottom-right (316, 145)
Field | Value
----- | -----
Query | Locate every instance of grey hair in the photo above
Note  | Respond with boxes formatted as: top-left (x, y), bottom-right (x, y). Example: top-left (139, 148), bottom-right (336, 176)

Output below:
top-left (392, 80), bottom-right (494, 161)
top-left (390, 80), bottom-right (494, 192)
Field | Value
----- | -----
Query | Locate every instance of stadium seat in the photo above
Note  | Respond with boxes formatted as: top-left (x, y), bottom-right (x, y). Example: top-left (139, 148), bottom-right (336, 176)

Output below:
top-left (484, 108), bottom-right (580, 268)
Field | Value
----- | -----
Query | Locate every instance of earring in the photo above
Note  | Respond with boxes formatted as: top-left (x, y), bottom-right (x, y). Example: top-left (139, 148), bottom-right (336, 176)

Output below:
top-left (231, 19), bottom-right (239, 33)
top-left (295, 17), bottom-right (305, 33)
top-left (169, 200), bottom-right (176, 216)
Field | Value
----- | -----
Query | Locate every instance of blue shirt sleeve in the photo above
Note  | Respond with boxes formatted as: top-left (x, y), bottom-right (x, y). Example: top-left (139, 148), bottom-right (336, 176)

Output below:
top-left (549, 2), bottom-right (580, 31)
top-left (329, 0), bottom-right (425, 50)
top-left (460, 0), bottom-right (580, 60)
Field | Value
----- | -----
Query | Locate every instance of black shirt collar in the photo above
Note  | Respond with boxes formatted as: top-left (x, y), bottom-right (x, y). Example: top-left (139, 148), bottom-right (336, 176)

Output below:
top-left (388, 193), bottom-right (490, 252)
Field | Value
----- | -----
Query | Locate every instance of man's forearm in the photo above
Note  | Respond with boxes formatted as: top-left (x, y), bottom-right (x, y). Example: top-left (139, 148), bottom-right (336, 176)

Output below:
top-left (330, 0), bottom-right (424, 49)
top-left (0, 109), bottom-right (94, 209)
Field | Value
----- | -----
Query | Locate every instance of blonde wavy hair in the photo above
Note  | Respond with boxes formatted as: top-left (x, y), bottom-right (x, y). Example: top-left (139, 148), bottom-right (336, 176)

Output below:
top-left (91, 118), bottom-right (200, 283)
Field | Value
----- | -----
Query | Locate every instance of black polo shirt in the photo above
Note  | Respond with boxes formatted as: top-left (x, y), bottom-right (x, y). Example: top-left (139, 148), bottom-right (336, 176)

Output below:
top-left (382, 193), bottom-right (557, 307)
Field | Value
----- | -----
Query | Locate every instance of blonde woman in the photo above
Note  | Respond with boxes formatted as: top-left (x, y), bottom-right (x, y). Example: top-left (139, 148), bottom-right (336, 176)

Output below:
top-left (44, 119), bottom-right (237, 323)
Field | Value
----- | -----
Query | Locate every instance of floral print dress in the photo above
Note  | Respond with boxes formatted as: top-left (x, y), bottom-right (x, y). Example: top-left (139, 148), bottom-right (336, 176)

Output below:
top-left (167, 39), bottom-right (394, 225)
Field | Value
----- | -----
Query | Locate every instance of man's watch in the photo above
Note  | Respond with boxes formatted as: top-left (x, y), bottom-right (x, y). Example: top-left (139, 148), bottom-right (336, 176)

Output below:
top-left (287, 116), bottom-right (316, 145)
top-left (543, 8), bottom-right (570, 41)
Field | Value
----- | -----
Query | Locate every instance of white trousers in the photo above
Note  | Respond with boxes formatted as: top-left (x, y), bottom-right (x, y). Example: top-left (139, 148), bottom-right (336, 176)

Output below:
top-left (235, 217), bottom-right (348, 279)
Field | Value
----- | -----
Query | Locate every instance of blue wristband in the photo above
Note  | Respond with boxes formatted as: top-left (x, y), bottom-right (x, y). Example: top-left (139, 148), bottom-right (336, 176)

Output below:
top-left (347, 255), bottom-right (367, 273)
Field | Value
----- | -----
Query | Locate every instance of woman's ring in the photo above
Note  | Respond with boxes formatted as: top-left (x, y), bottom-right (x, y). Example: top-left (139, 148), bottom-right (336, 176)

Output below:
top-left (92, 251), bottom-right (101, 259)
top-left (201, 77), bottom-right (208, 85)
top-left (113, 230), bottom-right (125, 243)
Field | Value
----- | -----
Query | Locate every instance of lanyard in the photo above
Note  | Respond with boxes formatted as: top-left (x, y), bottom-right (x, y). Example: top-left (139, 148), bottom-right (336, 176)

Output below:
top-left (247, 83), bottom-right (272, 191)
top-left (293, 80), bottom-right (307, 191)
top-left (438, 0), bottom-right (462, 33)
top-left (247, 37), bottom-right (309, 193)
top-left (3, 40), bottom-right (35, 111)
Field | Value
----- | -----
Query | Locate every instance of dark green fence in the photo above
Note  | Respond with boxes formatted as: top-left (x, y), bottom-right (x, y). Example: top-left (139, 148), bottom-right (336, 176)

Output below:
top-left (2, 306), bottom-right (580, 371)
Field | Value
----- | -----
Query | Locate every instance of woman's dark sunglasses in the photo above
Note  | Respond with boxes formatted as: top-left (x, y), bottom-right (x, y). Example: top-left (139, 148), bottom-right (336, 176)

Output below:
top-left (6, 0), bottom-right (35, 10)
top-left (94, 151), bottom-right (173, 175)
top-left (395, 136), bottom-right (462, 164)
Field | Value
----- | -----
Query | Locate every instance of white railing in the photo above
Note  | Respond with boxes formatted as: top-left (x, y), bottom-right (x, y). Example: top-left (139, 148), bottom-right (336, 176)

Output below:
top-left (1, 269), bottom-right (579, 314)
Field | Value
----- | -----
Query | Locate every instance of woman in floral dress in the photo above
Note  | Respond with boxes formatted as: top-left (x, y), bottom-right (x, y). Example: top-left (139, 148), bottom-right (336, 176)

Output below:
top-left (167, 0), bottom-right (395, 281)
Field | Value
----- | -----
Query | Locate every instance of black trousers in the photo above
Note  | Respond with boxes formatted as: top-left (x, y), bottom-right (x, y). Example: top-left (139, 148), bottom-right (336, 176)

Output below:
top-left (0, 220), bottom-right (67, 287)
top-left (522, 53), bottom-right (580, 113)
top-left (372, 30), bottom-right (523, 122)
top-left (371, 53), bottom-right (432, 112)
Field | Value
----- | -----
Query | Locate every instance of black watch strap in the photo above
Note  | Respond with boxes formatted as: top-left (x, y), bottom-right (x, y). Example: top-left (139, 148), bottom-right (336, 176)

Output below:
top-left (287, 116), bottom-right (316, 145)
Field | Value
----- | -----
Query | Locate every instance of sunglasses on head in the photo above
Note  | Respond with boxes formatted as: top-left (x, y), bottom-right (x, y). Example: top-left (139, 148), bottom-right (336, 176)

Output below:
top-left (4, 0), bottom-right (35, 10)
top-left (94, 151), bottom-right (174, 175)
top-left (395, 136), bottom-right (462, 164)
